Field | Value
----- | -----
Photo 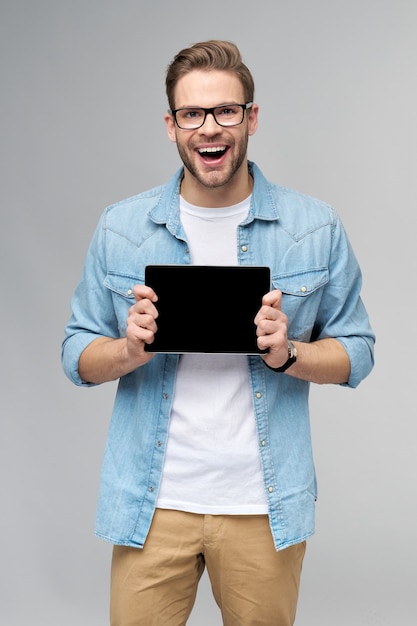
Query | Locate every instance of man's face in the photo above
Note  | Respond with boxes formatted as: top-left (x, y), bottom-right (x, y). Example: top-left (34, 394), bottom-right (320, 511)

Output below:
top-left (165, 70), bottom-right (258, 193)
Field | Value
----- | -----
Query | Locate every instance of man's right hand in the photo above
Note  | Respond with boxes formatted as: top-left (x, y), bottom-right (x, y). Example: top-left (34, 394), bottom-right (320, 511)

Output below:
top-left (126, 284), bottom-right (159, 355)
top-left (78, 284), bottom-right (159, 384)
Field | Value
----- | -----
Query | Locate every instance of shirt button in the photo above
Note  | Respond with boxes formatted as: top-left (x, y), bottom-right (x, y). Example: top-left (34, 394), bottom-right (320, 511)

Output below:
top-left (163, 393), bottom-right (169, 400)
top-left (300, 286), bottom-right (307, 293)
top-left (268, 486), bottom-right (274, 493)
top-left (241, 245), bottom-right (248, 252)
top-left (261, 440), bottom-right (266, 446)
top-left (256, 392), bottom-right (262, 399)
top-left (127, 289), bottom-right (133, 296)
top-left (149, 486), bottom-right (155, 492)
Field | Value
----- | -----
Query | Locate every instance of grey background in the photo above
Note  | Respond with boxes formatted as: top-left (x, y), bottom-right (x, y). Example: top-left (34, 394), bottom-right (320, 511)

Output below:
top-left (1, 1), bottom-right (415, 624)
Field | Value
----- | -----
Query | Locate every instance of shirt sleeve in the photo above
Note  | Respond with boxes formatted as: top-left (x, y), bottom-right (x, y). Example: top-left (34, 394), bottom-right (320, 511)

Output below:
top-left (313, 211), bottom-right (375, 389)
top-left (61, 210), bottom-right (119, 386)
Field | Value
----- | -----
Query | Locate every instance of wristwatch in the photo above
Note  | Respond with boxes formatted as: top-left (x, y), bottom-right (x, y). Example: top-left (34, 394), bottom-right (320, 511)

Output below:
top-left (264, 340), bottom-right (298, 373)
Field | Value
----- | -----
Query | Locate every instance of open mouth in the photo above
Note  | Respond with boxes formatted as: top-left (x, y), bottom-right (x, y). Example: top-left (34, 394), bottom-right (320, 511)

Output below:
top-left (197, 146), bottom-right (228, 160)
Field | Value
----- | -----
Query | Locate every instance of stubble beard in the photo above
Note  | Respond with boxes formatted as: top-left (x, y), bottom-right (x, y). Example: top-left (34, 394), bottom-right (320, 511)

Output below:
top-left (176, 132), bottom-right (249, 190)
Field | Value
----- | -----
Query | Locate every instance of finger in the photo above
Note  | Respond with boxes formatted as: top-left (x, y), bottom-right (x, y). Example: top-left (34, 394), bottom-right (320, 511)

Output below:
top-left (261, 289), bottom-right (282, 309)
top-left (129, 291), bottom-right (160, 322)
top-left (256, 318), bottom-right (280, 337)
top-left (127, 312), bottom-right (158, 344)
top-left (133, 284), bottom-right (158, 303)
top-left (254, 302), bottom-right (281, 327)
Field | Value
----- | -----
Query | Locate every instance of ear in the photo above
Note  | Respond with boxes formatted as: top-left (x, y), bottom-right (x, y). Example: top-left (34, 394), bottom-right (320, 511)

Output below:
top-left (164, 113), bottom-right (177, 143)
top-left (247, 102), bottom-right (259, 137)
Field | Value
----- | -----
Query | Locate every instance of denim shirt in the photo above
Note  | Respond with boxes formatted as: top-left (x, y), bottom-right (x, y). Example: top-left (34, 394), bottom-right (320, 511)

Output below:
top-left (62, 162), bottom-right (375, 550)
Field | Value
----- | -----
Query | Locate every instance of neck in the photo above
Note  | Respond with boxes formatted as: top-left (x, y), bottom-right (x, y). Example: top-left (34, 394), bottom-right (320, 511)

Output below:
top-left (180, 163), bottom-right (253, 208)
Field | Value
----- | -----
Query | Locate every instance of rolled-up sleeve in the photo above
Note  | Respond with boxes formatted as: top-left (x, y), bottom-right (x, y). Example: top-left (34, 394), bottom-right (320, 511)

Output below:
top-left (314, 213), bottom-right (375, 388)
top-left (61, 211), bottom-right (118, 387)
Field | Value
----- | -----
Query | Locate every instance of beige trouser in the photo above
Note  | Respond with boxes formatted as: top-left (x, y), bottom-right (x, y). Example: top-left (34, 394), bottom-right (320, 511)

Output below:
top-left (110, 508), bottom-right (306, 626)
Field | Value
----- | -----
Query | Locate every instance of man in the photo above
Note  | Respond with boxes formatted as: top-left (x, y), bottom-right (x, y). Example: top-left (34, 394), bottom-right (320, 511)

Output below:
top-left (62, 40), bottom-right (375, 626)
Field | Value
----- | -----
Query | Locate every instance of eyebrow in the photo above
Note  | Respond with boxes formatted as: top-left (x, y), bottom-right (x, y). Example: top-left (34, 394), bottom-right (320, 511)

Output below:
top-left (175, 101), bottom-right (242, 109)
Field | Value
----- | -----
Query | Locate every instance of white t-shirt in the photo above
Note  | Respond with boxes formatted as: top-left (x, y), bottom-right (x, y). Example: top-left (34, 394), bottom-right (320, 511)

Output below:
top-left (156, 196), bottom-right (268, 515)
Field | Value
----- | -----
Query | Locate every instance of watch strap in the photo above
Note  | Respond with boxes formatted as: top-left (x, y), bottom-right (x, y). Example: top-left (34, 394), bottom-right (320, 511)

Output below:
top-left (263, 341), bottom-right (297, 373)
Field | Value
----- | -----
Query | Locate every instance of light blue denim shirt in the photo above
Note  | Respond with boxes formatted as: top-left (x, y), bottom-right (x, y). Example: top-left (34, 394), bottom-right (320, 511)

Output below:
top-left (62, 162), bottom-right (375, 550)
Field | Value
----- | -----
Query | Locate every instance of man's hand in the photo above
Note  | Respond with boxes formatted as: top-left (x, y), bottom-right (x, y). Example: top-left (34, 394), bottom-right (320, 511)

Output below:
top-left (254, 290), bottom-right (290, 369)
top-left (78, 284), bottom-right (159, 384)
top-left (126, 284), bottom-right (159, 355)
top-left (255, 289), bottom-right (351, 383)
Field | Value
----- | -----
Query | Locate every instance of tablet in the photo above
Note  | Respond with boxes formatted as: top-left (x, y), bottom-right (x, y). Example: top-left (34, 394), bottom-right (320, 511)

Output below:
top-left (144, 265), bottom-right (270, 354)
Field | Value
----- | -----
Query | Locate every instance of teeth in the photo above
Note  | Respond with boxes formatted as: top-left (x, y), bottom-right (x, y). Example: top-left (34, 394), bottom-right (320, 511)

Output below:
top-left (198, 146), bottom-right (226, 154)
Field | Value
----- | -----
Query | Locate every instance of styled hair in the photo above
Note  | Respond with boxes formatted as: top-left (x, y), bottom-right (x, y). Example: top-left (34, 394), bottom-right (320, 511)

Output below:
top-left (165, 40), bottom-right (255, 110)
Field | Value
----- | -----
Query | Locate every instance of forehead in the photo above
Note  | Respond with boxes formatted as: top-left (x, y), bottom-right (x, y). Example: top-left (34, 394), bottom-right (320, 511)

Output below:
top-left (174, 70), bottom-right (245, 108)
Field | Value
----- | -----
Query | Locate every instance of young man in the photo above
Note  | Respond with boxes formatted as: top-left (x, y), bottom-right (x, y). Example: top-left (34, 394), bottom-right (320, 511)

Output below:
top-left (62, 40), bottom-right (375, 625)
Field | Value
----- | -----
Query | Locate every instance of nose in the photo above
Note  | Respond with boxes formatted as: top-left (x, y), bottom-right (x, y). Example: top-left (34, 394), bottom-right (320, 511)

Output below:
top-left (199, 111), bottom-right (220, 134)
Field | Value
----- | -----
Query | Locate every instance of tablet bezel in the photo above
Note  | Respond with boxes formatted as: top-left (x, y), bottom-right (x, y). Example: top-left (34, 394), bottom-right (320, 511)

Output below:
top-left (144, 265), bottom-right (270, 354)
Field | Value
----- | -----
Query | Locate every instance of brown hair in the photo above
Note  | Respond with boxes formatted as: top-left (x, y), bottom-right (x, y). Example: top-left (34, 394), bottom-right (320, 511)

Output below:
top-left (165, 40), bottom-right (255, 110)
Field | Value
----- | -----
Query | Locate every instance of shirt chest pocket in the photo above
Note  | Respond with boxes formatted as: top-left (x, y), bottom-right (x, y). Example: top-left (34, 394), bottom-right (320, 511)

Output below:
top-left (272, 267), bottom-right (329, 341)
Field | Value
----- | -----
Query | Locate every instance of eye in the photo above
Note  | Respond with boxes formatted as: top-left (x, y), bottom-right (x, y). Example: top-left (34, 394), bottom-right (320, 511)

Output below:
top-left (216, 105), bottom-right (239, 117)
top-left (181, 108), bottom-right (203, 120)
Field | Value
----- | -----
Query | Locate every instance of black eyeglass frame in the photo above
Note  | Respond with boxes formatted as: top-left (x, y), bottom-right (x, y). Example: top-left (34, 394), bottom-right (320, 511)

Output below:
top-left (168, 102), bottom-right (253, 130)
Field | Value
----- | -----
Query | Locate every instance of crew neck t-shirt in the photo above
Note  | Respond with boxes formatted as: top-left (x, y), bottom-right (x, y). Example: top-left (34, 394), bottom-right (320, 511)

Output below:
top-left (156, 196), bottom-right (268, 515)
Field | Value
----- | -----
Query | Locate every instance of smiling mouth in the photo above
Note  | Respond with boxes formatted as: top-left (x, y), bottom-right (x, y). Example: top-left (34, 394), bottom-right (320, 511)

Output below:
top-left (197, 146), bottom-right (228, 160)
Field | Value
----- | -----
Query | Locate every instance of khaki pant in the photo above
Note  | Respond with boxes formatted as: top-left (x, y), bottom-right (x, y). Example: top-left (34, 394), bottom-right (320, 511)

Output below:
top-left (110, 508), bottom-right (306, 626)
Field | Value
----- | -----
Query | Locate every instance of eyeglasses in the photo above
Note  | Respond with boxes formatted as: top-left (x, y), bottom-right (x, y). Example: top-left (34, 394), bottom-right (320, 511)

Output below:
top-left (169, 102), bottom-right (253, 130)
